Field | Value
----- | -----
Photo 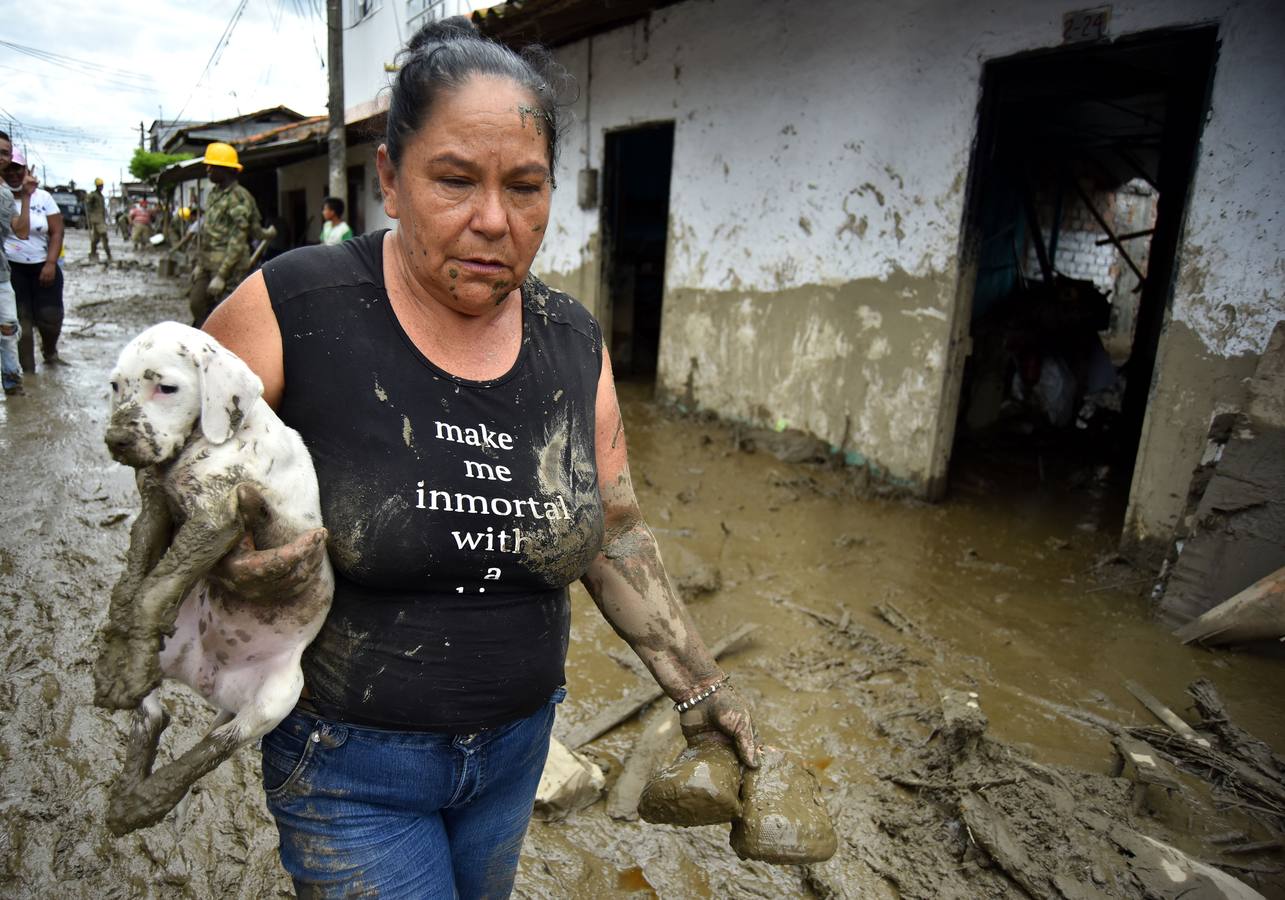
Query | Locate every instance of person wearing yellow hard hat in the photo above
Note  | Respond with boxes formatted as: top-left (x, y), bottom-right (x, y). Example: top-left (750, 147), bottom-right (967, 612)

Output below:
top-left (85, 176), bottom-right (111, 263)
top-left (191, 141), bottom-right (266, 324)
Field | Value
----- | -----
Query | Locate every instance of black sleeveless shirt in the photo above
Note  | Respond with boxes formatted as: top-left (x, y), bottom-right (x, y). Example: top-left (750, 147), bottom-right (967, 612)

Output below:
top-left (263, 231), bottom-right (604, 731)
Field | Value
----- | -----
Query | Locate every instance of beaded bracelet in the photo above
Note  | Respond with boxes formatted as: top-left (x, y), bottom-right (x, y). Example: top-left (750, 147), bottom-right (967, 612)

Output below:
top-left (673, 675), bottom-right (730, 712)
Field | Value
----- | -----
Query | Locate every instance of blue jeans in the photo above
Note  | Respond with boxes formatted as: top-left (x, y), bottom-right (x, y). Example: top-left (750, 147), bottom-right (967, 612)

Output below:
top-left (262, 687), bottom-right (565, 899)
top-left (0, 279), bottom-right (19, 389)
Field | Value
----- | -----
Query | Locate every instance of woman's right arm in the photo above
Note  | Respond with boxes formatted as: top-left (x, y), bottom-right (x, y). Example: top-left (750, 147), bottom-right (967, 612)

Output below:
top-left (203, 269), bottom-right (286, 410)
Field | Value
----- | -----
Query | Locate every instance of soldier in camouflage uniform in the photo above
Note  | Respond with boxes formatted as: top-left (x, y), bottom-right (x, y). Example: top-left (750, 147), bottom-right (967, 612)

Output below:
top-left (85, 178), bottom-right (111, 262)
top-left (189, 142), bottom-right (263, 326)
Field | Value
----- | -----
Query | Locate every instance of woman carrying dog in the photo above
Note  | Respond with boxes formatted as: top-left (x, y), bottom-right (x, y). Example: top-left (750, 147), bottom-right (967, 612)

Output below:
top-left (206, 17), bottom-right (758, 898)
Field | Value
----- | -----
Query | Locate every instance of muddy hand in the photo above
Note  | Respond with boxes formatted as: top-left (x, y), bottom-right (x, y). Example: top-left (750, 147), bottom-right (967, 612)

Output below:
top-left (679, 679), bottom-right (760, 768)
top-left (209, 528), bottom-right (329, 602)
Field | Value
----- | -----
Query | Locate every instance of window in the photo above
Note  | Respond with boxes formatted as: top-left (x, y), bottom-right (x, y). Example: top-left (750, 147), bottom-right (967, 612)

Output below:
top-left (352, 0), bottom-right (382, 23)
top-left (406, 0), bottom-right (482, 32)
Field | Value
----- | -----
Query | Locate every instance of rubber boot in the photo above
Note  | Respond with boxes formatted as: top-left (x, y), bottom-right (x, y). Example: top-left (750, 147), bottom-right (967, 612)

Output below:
top-left (638, 734), bottom-right (742, 826)
top-left (729, 747), bottom-right (838, 864)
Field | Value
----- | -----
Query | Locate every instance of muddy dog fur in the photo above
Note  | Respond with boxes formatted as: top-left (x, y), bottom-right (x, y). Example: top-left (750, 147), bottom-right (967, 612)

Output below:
top-left (94, 321), bottom-right (332, 835)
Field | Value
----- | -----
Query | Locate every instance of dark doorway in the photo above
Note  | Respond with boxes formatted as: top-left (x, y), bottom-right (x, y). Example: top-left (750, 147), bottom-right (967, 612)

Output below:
top-left (945, 27), bottom-right (1219, 524)
top-left (283, 188), bottom-right (308, 249)
top-left (346, 164), bottom-right (365, 236)
top-left (599, 123), bottom-right (675, 381)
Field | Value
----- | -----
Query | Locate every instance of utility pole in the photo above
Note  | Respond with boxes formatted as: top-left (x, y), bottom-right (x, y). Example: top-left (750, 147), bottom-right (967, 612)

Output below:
top-left (138, 121), bottom-right (145, 149)
top-left (326, 0), bottom-right (346, 207)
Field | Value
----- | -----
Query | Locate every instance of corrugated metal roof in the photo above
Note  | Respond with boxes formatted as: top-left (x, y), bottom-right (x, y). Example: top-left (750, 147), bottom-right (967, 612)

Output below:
top-left (471, 0), bottom-right (683, 48)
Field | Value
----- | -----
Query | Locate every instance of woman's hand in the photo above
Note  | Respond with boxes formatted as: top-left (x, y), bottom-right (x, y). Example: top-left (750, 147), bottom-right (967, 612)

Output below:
top-left (39, 261), bottom-right (56, 286)
top-left (208, 527), bottom-right (329, 602)
top-left (208, 484), bottom-right (329, 601)
top-left (679, 679), bottom-right (760, 767)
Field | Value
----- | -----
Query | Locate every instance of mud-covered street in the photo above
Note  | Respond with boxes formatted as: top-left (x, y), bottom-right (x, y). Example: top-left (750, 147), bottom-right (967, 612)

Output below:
top-left (0, 229), bottom-right (1281, 898)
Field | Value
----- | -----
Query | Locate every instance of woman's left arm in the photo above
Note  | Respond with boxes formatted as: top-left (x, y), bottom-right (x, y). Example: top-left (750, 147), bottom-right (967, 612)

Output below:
top-left (580, 345), bottom-right (759, 767)
top-left (40, 208), bottom-right (63, 286)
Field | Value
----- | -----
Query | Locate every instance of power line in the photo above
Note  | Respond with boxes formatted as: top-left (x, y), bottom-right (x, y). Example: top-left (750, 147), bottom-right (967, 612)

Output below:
top-left (0, 39), bottom-right (158, 94)
top-left (0, 39), bottom-right (152, 83)
top-left (172, 0), bottom-right (252, 125)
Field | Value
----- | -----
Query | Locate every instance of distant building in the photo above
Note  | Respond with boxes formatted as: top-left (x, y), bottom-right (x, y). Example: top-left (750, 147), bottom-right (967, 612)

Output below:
top-left (156, 107), bottom-right (310, 157)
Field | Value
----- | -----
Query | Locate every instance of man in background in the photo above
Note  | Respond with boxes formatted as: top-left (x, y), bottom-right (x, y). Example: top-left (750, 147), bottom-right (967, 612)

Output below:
top-left (85, 178), bottom-right (111, 263)
top-left (190, 142), bottom-right (264, 325)
top-left (320, 196), bottom-right (353, 245)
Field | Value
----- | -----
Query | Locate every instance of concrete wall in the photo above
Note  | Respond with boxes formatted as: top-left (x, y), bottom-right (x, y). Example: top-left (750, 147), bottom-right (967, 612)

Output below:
top-left (533, 0), bottom-right (1285, 520)
top-left (347, 142), bottom-right (396, 235)
top-left (342, 1), bottom-right (401, 121)
top-left (277, 155), bottom-right (330, 244)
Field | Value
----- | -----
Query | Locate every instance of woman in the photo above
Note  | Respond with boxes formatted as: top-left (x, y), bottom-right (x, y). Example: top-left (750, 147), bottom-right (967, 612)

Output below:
top-left (0, 131), bottom-right (36, 396)
top-left (206, 18), bottom-right (758, 898)
top-left (3, 148), bottom-right (65, 373)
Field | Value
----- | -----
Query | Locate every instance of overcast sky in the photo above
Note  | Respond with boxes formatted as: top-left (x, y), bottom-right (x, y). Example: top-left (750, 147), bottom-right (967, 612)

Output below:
top-left (4, 0), bottom-right (329, 189)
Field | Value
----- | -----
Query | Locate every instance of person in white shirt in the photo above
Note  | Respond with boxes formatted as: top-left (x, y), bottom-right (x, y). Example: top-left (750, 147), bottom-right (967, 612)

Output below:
top-left (320, 196), bottom-right (354, 245)
top-left (0, 132), bottom-right (36, 396)
top-left (2, 148), bottom-right (65, 373)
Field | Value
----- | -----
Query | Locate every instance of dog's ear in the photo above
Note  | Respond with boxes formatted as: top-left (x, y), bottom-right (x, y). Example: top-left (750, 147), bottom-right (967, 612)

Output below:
top-left (198, 343), bottom-right (264, 444)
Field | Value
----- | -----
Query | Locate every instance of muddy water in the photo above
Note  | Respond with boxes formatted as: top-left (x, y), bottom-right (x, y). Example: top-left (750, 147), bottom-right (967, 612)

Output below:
top-left (1, 230), bottom-right (1281, 898)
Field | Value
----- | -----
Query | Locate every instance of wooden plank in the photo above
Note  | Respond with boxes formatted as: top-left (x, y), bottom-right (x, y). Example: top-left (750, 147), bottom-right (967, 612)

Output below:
top-left (1123, 680), bottom-right (1210, 748)
top-left (605, 706), bottom-right (682, 821)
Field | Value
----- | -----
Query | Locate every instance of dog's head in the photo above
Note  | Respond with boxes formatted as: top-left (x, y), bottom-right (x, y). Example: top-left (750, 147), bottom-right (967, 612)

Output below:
top-left (104, 321), bottom-right (263, 468)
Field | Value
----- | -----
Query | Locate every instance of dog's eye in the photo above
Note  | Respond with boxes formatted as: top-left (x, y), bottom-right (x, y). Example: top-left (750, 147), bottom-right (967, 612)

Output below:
top-left (110, 381), bottom-right (118, 392)
top-left (158, 384), bottom-right (179, 395)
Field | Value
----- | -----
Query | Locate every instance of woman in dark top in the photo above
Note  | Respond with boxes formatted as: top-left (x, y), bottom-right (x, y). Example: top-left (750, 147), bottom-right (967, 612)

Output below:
top-left (206, 17), bottom-right (758, 899)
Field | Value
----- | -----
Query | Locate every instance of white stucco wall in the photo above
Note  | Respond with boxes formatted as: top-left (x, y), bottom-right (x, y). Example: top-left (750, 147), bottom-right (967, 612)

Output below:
top-left (533, 0), bottom-right (1284, 489)
top-left (343, 2), bottom-right (402, 116)
top-left (277, 155), bottom-right (330, 243)
top-left (342, 1), bottom-right (498, 119)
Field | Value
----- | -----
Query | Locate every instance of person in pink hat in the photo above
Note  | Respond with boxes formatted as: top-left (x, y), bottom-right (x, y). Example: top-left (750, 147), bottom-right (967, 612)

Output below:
top-left (0, 131), bottom-right (37, 395)
top-left (2, 144), bottom-right (65, 375)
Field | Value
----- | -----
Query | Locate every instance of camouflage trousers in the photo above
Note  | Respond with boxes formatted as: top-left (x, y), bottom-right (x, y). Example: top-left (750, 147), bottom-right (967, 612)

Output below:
top-left (188, 263), bottom-right (247, 326)
top-left (89, 224), bottom-right (111, 260)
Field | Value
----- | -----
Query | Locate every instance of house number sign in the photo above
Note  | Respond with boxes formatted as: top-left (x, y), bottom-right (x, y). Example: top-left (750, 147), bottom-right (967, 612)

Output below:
top-left (1063, 6), bottom-right (1111, 43)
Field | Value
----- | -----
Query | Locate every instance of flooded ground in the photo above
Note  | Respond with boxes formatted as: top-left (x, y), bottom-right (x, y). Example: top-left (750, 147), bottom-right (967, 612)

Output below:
top-left (1, 230), bottom-right (1281, 898)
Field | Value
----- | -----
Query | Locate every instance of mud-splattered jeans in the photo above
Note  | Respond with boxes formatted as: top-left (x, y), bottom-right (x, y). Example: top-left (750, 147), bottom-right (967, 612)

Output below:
top-left (0, 278), bottom-right (19, 390)
top-left (262, 687), bottom-right (565, 899)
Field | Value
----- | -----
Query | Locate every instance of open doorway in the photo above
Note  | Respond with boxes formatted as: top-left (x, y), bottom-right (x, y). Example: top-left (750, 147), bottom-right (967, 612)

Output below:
top-left (599, 122), bottom-right (675, 382)
top-left (943, 27), bottom-right (1219, 528)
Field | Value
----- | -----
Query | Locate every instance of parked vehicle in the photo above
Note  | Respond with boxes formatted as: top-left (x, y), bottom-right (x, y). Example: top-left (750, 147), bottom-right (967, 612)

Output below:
top-left (50, 190), bottom-right (86, 228)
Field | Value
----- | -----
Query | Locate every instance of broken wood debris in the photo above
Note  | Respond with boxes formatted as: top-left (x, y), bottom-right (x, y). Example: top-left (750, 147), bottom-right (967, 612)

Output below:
top-left (1188, 678), bottom-right (1285, 785)
top-left (1123, 679), bottom-right (1211, 747)
top-left (605, 705), bottom-right (682, 822)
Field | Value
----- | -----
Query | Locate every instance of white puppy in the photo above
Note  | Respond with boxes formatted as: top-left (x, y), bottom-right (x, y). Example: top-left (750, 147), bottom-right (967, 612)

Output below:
top-left (95, 321), bottom-right (333, 835)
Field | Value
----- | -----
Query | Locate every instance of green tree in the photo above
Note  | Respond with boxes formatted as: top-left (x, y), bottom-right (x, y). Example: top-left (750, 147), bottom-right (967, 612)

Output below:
top-left (129, 148), bottom-right (193, 181)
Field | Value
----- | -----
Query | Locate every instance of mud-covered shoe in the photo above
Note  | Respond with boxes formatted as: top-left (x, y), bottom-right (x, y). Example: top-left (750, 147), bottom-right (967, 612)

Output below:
top-left (638, 736), bottom-right (743, 826)
top-left (729, 747), bottom-right (838, 863)
top-left (4, 384), bottom-right (24, 396)
top-left (42, 354), bottom-right (71, 367)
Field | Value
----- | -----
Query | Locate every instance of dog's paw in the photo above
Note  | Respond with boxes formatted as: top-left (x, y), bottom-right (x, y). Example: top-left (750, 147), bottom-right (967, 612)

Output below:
top-left (92, 648), bottom-right (162, 711)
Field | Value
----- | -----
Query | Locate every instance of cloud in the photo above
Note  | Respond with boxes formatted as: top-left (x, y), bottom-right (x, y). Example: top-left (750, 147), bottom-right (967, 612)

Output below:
top-left (4, 0), bottom-right (328, 188)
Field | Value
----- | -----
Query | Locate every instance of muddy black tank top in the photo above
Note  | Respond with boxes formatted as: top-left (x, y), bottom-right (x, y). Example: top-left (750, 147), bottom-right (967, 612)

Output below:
top-left (263, 230), bottom-right (604, 731)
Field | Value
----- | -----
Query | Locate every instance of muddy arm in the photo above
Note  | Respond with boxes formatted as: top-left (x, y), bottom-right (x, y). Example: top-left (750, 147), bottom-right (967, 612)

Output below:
top-left (95, 484), bottom-right (251, 710)
top-left (94, 471), bottom-right (172, 709)
top-left (580, 347), bottom-right (759, 767)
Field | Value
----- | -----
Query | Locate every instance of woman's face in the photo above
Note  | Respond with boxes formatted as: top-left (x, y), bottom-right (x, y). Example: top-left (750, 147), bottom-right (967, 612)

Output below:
top-left (3, 164), bottom-right (21, 190)
top-left (378, 74), bottom-right (552, 315)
